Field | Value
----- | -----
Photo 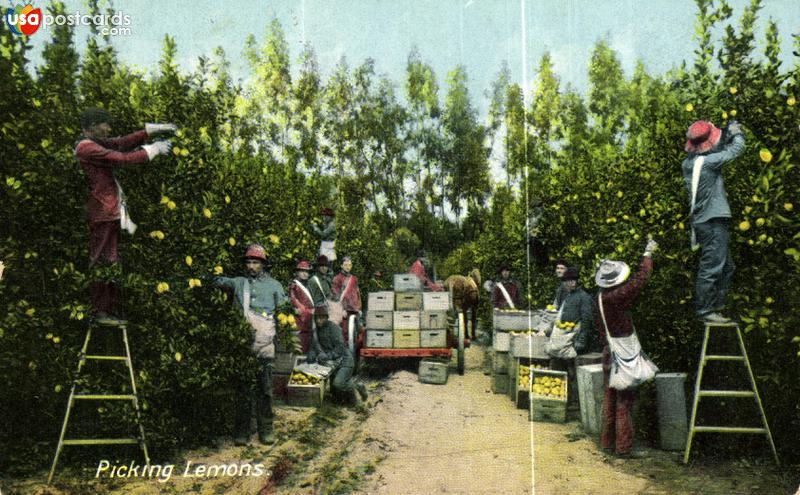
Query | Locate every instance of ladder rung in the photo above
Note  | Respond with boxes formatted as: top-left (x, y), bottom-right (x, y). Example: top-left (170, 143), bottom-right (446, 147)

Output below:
top-left (698, 390), bottom-right (755, 398)
top-left (704, 322), bottom-right (738, 328)
top-left (704, 355), bottom-right (745, 361)
top-left (84, 355), bottom-right (128, 361)
top-left (62, 438), bottom-right (140, 446)
top-left (73, 394), bottom-right (136, 400)
top-left (693, 426), bottom-right (766, 434)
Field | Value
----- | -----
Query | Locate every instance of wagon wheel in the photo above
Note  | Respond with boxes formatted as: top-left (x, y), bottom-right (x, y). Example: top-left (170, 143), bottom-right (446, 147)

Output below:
top-left (457, 312), bottom-right (465, 375)
top-left (347, 314), bottom-right (358, 370)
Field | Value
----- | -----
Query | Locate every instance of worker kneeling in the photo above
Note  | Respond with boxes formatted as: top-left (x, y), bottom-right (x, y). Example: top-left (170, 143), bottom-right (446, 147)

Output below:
top-left (308, 305), bottom-right (368, 402)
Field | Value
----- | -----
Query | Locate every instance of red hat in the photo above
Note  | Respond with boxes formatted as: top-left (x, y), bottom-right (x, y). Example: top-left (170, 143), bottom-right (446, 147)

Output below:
top-left (296, 260), bottom-right (312, 271)
top-left (685, 120), bottom-right (722, 154)
top-left (320, 207), bottom-right (335, 217)
top-left (244, 243), bottom-right (267, 262)
top-left (316, 255), bottom-right (329, 267)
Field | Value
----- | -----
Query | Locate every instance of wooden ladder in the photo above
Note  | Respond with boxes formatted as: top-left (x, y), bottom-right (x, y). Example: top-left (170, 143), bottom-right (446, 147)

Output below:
top-left (683, 321), bottom-right (779, 465)
top-left (48, 321), bottom-right (149, 484)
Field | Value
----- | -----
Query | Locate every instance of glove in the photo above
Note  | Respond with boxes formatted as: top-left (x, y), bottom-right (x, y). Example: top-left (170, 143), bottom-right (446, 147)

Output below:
top-left (145, 123), bottom-right (177, 136)
top-left (644, 239), bottom-right (658, 257)
top-left (726, 120), bottom-right (742, 137)
top-left (142, 140), bottom-right (172, 160)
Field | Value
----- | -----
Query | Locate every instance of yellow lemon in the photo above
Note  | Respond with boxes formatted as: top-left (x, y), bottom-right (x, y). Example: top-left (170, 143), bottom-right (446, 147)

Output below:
top-left (730, 109), bottom-right (737, 117)
top-left (174, 352), bottom-right (182, 362)
top-left (788, 96), bottom-right (796, 106)
top-left (287, 315), bottom-right (295, 324)
top-left (268, 234), bottom-right (280, 245)
top-left (744, 206), bottom-right (753, 213)
top-left (172, 147), bottom-right (181, 156)
top-left (755, 218), bottom-right (765, 227)
top-left (185, 255), bottom-right (193, 266)
top-left (617, 191), bottom-right (623, 198)
top-left (225, 195), bottom-right (231, 204)
top-left (160, 195), bottom-right (170, 205)
top-left (633, 234), bottom-right (640, 240)
top-left (203, 208), bottom-right (212, 219)
top-left (738, 220), bottom-right (750, 231)
top-left (759, 149), bottom-right (772, 163)
top-left (214, 265), bottom-right (223, 275)
top-left (747, 239), bottom-right (754, 245)
top-left (685, 103), bottom-right (694, 112)
top-left (54, 384), bottom-right (62, 393)
top-left (228, 237), bottom-right (236, 247)
top-left (180, 148), bottom-right (189, 157)
top-left (721, 111), bottom-right (728, 119)
top-left (784, 203), bottom-right (793, 211)
top-left (175, 129), bottom-right (183, 138)
top-left (167, 201), bottom-right (177, 210)
top-left (766, 297), bottom-right (774, 304)
top-left (729, 87), bottom-right (737, 94)
top-left (25, 308), bottom-right (35, 317)
top-left (53, 336), bottom-right (61, 343)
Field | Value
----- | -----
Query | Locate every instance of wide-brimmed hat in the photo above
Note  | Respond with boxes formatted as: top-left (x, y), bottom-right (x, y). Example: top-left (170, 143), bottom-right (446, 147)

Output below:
top-left (296, 260), bottom-right (312, 271)
top-left (560, 267), bottom-right (580, 281)
top-left (244, 243), bottom-right (267, 262)
top-left (498, 262), bottom-right (511, 273)
top-left (685, 120), bottom-right (722, 154)
top-left (595, 259), bottom-right (631, 288)
top-left (316, 255), bottom-right (329, 267)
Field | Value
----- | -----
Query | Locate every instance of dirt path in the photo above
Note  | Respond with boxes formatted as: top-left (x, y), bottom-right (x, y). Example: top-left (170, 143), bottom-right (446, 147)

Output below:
top-left (9, 343), bottom-right (794, 495)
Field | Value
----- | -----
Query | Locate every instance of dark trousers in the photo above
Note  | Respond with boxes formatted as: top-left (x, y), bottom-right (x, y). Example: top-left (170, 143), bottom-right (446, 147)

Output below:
top-left (694, 218), bottom-right (735, 317)
top-left (332, 365), bottom-right (357, 393)
top-left (235, 358), bottom-right (274, 438)
top-left (88, 220), bottom-right (120, 315)
top-left (600, 371), bottom-right (637, 454)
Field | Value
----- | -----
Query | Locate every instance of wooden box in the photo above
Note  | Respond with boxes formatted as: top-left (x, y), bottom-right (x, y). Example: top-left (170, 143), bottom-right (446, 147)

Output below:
top-left (366, 310), bottom-right (393, 330)
top-left (575, 352), bottom-right (603, 367)
top-left (510, 333), bottom-right (549, 359)
top-left (418, 359), bottom-right (448, 385)
top-left (393, 330), bottom-right (420, 348)
top-left (491, 371), bottom-right (509, 394)
top-left (420, 329), bottom-right (447, 348)
top-left (493, 351), bottom-right (510, 373)
top-left (528, 369), bottom-right (568, 423)
top-left (393, 311), bottom-right (421, 330)
top-left (492, 309), bottom-right (535, 331)
top-left (420, 310), bottom-right (448, 330)
top-left (422, 292), bottom-right (451, 310)
top-left (395, 292), bottom-right (423, 311)
top-left (287, 381), bottom-right (325, 407)
top-left (493, 329), bottom-right (511, 352)
top-left (367, 291), bottom-right (395, 311)
top-left (393, 274), bottom-right (422, 292)
top-left (365, 330), bottom-right (393, 348)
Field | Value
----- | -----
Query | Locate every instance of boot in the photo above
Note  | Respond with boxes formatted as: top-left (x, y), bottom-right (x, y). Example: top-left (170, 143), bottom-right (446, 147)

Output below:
top-left (234, 435), bottom-right (250, 446)
top-left (356, 382), bottom-right (368, 401)
top-left (258, 428), bottom-right (276, 445)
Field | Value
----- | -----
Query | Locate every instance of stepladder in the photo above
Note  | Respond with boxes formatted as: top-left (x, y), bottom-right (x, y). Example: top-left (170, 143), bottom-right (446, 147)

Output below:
top-left (48, 321), bottom-right (149, 484)
top-left (683, 321), bottom-right (779, 465)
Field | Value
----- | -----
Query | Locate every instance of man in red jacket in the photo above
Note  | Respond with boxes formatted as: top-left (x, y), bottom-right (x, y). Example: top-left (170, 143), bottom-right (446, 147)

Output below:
top-left (408, 250), bottom-right (442, 291)
top-left (594, 239), bottom-right (657, 457)
top-left (76, 108), bottom-right (175, 325)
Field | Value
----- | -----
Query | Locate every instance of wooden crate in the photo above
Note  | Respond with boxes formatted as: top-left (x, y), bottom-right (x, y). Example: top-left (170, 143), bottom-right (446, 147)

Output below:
top-left (514, 359), bottom-right (551, 409)
top-left (420, 329), bottom-right (447, 348)
top-left (510, 333), bottom-right (549, 359)
top-left (367, 291), bottom-right (395, 311)
top-left (420, 310), bottom-right (448, 329)
top-left (393, 274), bottom-right (422, 292)
top-left (418, 359), bottom-right (448, 384)
top-left (393, 330), bottom-right (420, 348)
top-left (393, 311), bottom-right (421, 330)
top-left (287, 381), bottom-right (325, 407)
top-left (492, 309), bottom-right (535, 331)
top-left (365, 330), bottom-right (393, 348)
top-left (493, 329), bottom-right (511, 352)
top-left (366, 310), bottom-right (393, 330)
top-left (422, 292), bottom-right (451, 310)
top-left (395, 292), bottom-right (423, 311)
top-left (528, 369), bottom-right (568, 423)
top-left (493, 351), bottom-right (510, 373)
top-left (491, 371), bottom-right (509, 394)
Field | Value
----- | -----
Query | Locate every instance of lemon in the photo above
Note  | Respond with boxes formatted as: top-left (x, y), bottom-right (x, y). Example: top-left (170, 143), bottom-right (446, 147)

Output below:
top-left (759, 149), bottom-right (772, 163)
top-left (167, 201), bottom-right (177, 210)
top-left (203, 208), bottom-right (212, 219)
top-left (788, 96), bottom-right (796, 106)
top-left (784, 203), bottom-right (793, 211)
top-left (755, 218), bottom-right (765, 227)
top-left (228, 237), bottom-right (236, 247)
top-left (729, 87), bottom-right (737, 94)
top-left (172, 147), bottom-right (181, 156)
top-left (225, 195), bottom-right (231, 204)
top-left (730, 109), bottom-right (737, 116)
top-left (185, 255), bottom-right (193, 266)
top-left (175, 352), bottom-right (182, 362)
top-left (180, 148), bottom-right (189, 157)
top-left (685, 103), bottom-right (693, 112)
top-left (160, 196), bottom-right (170, 205)
top-left (738, 220), bottom-right (750, 231)
top-left (214, 265), bottom-right (223, 275)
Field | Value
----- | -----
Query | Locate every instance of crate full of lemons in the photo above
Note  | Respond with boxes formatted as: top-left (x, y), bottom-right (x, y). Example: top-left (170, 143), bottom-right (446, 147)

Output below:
top-left (527, 369), bottom-right (568, 423)
top-left (287, 369), bottom-right (326, 407)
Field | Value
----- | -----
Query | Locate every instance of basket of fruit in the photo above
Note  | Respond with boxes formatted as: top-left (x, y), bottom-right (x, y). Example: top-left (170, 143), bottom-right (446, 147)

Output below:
top-left (287, 358), bottom-right (331, 407)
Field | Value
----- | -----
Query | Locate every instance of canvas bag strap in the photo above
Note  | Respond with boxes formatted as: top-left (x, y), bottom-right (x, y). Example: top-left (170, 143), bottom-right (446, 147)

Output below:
top-left (295, 279), bottom-right (314, 305)
top-left (496, 282), bottom-right (515, 309)
top-left (312, 275), bottom-right (326, 299)
top-left (243, 279), bottom-right (251, 314)
top-left (339, 274), bottom-right (354, 302)
top-left (689, 155), bottom-right (705, 250)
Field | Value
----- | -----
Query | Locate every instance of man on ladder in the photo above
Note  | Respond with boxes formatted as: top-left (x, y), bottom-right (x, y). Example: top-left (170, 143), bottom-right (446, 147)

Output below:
top-left (681, 119), bottom-right (744, 323)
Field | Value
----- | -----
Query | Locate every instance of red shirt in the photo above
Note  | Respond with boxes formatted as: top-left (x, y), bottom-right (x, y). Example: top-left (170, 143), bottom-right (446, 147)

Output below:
top-left (492, 279), bottom-right (522, 309)
top-left (332, 272), bottom-right (361, 313)
top-left (595, 257), bottom-right (653, 370)
top-left (75, 131), bottom-right (149, 223)
top-left (409, 259), bottom-right (443, 291)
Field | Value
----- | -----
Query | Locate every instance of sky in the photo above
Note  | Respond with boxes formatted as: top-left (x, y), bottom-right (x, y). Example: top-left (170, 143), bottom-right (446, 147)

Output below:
top-left (23, 0), bottom-right (800, 119)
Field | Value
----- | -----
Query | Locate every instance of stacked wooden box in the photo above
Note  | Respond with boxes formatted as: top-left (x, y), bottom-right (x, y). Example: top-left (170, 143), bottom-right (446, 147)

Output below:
top-left (491, 309), bottom-right (535, 394)
top-left (528, 369), bottom-right (568, 422)
top-left (364, 275), bottom-right (451, 349)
